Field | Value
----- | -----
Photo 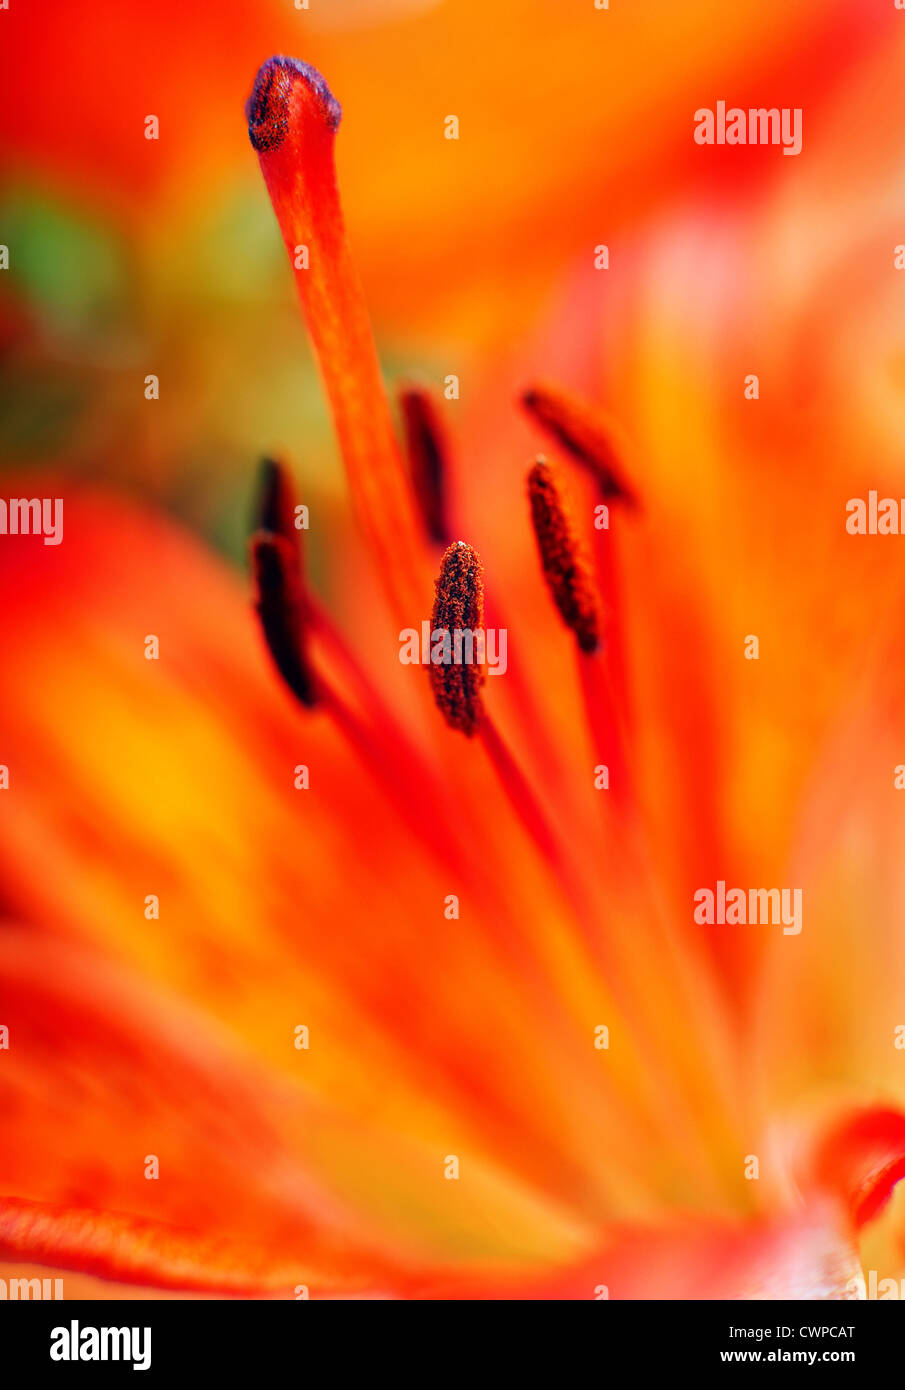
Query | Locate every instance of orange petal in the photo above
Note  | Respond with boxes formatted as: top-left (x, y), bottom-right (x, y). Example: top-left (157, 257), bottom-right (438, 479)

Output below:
top-left (0, 926), bottom-right (419, 1293)
top-left (418, 1206), bottom-right (865, 1300)
top-left (0, 1197), bottom-right (395, 1298)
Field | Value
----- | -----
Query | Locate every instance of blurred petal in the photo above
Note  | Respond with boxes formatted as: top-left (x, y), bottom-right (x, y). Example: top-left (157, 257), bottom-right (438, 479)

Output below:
top-left (420, 1206), bottom-right (865, 1300)
top-left (0, 1198), bottom-right (380, 1298)
top-left (812, 1109), bottom-right (905, 1232)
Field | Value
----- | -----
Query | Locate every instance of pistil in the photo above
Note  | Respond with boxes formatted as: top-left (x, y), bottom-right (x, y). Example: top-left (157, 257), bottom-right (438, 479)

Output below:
top-left (247, 57), bottom-right (425, 618)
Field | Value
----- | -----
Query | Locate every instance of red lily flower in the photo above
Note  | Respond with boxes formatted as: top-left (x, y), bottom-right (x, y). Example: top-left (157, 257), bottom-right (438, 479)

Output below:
top-left (2, 30), bottom-right (905, 1300)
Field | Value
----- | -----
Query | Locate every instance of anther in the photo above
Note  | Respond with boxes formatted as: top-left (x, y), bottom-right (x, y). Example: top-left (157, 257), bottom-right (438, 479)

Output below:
top-left (428, 541), bottom-right (485, 737)
top-left (522, 382), bottom-right (637, 507)
top-left (527, 458), bottom-right (602, 655)
top-left (399, 385), bottom-right (451, 546)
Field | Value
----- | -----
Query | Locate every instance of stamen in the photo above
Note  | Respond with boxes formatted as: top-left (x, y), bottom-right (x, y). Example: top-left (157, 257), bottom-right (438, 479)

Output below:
top-left (399, 385), bottom-right (452, 546)
top-left (257, 456), bottom-right (300, 551)
top-left (527, 457), bottom-right (601, 655)
top-left (429, 541), bottom-right (485, 737)
top-left (246, 57), bottom-right (424, 618)
top-left (250, 530), bottom-right (317, 708)
top-left (522, 382), bottom-right (638, 506)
